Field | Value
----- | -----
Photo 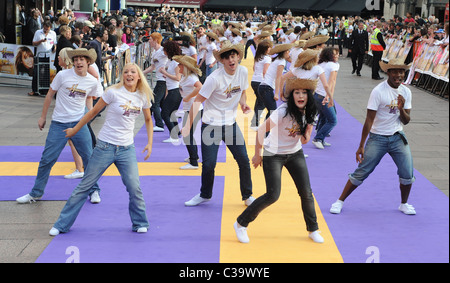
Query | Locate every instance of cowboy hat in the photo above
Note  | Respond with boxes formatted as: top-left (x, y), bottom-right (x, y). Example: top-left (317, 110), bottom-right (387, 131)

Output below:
top-left (299, 31), bottom-right (315, 40)
top-left (294, 40), bottom-right (307, 48)
top-left (294, 49), bottom-right (320, 68)
top-left (284, 78), bottom-right (318, 98)
top-left (205, 31), bottom-right (219, 42)
top-left (258, 31), bottom-right (273, 38)
top-left (269, 43), bottom-right (294, 55)
top-left (379, 58), bottom-right (412, 72)
top-left (231, 28), bottom-right (241, 36)
top-left (173, 55), bottom-right (202, 77)
top-left (304, 35), bottom-right (330, 48)
top-left (180, 32), bottom-right (196, 45)
top-left (66, 48), bottom-right (97, 64)
top-left (213, 41), bottom-right (244, 62)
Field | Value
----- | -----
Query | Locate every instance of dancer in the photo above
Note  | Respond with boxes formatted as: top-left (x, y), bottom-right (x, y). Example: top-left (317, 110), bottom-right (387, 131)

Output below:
top-left (250, 40), bottom-right (272, 130)
top-left (49, 62), bottom-right (154, 235)
top-left (182, 42), bottom-right (254, 206)
top-left (258, 43), bottom-right (293, 121)
top-left (234, 78), bottom-right (323, 244)
top-left (330, 58), bottom-right (416, 215)
top-left (175, 55), bottom-right (203, 170)
top-left (199, 32), bottom-right (219, 77)
top-left (312, 47), bottom-right (340, 149)
top-left (16, 48), bottom-right (101, 204)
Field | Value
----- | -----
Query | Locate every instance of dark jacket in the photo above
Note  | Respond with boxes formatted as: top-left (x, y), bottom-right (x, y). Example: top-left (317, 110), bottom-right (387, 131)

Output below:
top-left (54, 36), bottom-right (73, 71)
top-left (350, 29), bottom-right (369, 53)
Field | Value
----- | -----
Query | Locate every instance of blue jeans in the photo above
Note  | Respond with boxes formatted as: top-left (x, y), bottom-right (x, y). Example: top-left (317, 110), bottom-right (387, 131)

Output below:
top-left (200, 123), bottom-right (252, 200)
top-left (258, 84), bottom-right (278, 121)
top-left (30, 120), bottom-right (100, 198)
top-left (206, 63), bottom-right (217, 77)
top-left (251, 81), bottom-right (265, 127)
top-left (313, 93), bottom-right (337, 142)
top-left (349, 132), bottom-right (415, 186)
top-left (53, 140), bottom-right (149, 232)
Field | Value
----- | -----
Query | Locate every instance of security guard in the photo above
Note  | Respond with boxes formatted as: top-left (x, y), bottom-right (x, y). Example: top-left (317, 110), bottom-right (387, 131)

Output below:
top-left (370, 21), bottom-right (386, 80)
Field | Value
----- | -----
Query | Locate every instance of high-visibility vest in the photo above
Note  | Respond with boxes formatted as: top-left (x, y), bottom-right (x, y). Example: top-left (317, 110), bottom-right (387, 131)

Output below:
top-left (370, 28), bottom-right (384, 51)
top-left (212, 19), bottom-right (222, 25)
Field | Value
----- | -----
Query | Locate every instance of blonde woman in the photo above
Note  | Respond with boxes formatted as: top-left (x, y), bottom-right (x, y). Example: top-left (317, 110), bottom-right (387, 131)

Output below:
top-left (49, 63), bottom-right (154, 235)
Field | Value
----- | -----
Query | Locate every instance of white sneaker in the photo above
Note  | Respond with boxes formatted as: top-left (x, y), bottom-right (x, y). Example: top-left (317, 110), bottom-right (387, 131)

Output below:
top-left (185, 194), bottom-right (210, 207)
top-left (330, 200), bottom-right (344, 214)
top-left (323, 141), bottom-right (331, 147)
top-left (16, 194), bottom-right (41, 204)
top-left (312, 139), bottom-right (324, 149)
top-left (234, 222), bottom-right (250, 243)
top-left (309, 231), bottom-right (324, 243)
top-left (180, 164), bottom-right (199, 170)
top-left (64, 169), bottom-right (84, 179)
top-left (90, 191), bottom-right (101, 204)
top-left (250, 126), bottom-right (258, 131)
top-left (136, 227), bottom-right (148, 233)
top-left (245, 196), bottom-right (255, 206)
top-left (49, 227), bottom-right (60, 236)
top-left (153, 126), bottom-right (165, 132)
top-left (163, 137), bottom-right (179, 144)
top-left (398, 203), bottom-right (416, 215)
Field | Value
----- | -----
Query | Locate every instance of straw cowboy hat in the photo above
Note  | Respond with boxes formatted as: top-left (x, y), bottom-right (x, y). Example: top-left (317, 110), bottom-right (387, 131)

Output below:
top-left (304, 35), bottom-right (330, 48)
top-left (66, 48), bottom-right (97, 63)
top-left (180, 31), bottom-right (196, 45)
top-left (205, 31), bottom-right (219, 42)
top-left (380, 58), bottom-right (412, 72)
top-left (231, 28), bottom-right (241, 36)
top-left (173, 55), bottom-right (202, 77)
top-left (258, 31), bottom-right (273, 38)
top-left (284, 78), bottom-right (318, 98)
top-left (294, 49), bottom-right (320, 68)
top-left (213, 41), bottom-right (244, 62)
top-left (269, 43), bottom-right (294, 55)
top-left (285, 28), bottom-right (294, 35)
top-left (299, 31), bottom-right (315, 40)
top-left (294, 39), bottom-right (307, 48)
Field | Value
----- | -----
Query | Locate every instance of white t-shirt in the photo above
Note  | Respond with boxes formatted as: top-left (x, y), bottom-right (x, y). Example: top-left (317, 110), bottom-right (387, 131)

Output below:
top-left (180, 73), bottom-right (203, 112)
top-left (289, 47), bottom-right (303, 71)
top-left (264, 103), bottom-right (304, 155)
top-left (315, 61), bottom-right (339, 96)
top-left (165, 59), bottom-right (180, 90)
top-left (204, 42), bottom-right (218, 65)
top-left (98, 86), bottom-right (151, 146)
top-left (49, 68), bottom-right (98, 123)
top-left (367, 81), bottom-right (412, 136)
top-left (231, 36), bottom-right (243, 45)
top-left (90, 63), bottom-right (104, 98)
top-left (200, 65), bottom-right (249, 126)
top-left (197, 35), bottom-right (207, 60)
top-left (151, 46), bottom-right (168, 81)
top-left (292, 65), bottom-right (324, 80)
top-left (252, 55), bottom-right (271, 83)
top-left (181, 45), bottom-right (197, 57)
top-left (261, 58), bottom-right (286, 89)
top-left (32, 29), bottom-right (57, 57)
top-left (288, 32), bottom-right (300, 43)
top-left (246, 28), bottom-right (254, 40)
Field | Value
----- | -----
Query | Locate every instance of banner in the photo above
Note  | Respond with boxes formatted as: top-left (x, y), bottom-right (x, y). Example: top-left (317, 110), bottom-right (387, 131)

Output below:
top-left (0, 43), bottom-right (35, 80)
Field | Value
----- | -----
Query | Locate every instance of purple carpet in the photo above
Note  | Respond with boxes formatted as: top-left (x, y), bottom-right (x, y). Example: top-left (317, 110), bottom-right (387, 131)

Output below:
top-left (35, 176), bottom-right (225, 263)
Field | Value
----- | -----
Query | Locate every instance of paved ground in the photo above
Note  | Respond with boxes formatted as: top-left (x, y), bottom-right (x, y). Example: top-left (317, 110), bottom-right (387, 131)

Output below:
top-left (0, 53), bottom-right (448, 263)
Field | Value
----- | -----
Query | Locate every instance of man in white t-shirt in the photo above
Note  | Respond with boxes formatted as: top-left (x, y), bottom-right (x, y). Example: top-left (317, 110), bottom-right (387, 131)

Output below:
top-left (17, 48), bottom-right (102, 204)
top-left (182, 42), bottom-right (255, 207)
top-left (330, 59), bottom-right (416, 215)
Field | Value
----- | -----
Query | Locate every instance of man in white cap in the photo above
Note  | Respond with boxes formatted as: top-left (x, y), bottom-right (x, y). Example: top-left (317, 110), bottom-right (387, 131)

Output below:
top-left (16, 48), bottom-right (102, 204)
top-left (330, 58), bottom-right (416, 215)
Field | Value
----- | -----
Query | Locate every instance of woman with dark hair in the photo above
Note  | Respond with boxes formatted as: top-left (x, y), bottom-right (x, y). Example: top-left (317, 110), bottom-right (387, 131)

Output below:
top-left (15, 46), bottom-right (34, 77)
top-left (159, 40), bottom-right (183, 143)
top-left (122, 25), bottom-right (135, 46)
top-left (234, 78), bottom-right (324, 244)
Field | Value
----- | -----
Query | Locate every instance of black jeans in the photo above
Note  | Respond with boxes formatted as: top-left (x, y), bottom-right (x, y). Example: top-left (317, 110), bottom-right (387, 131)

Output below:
top-left (182, 110), bottom-right (203, 166)
top-left (244, 39), bottom-right (256, 59)
top-left (258, 84), bottom-right (278, 121)
top-left (371, 50), bottom-right (383, 79)
top-left (237, 149), bottom-right (319, 232)
top-left (161, 88), bottom-right (182, 139)
top-left (151, 81), bottom-right (166, 128)
top-left (351, 50), bottom-right (365, 72)
top-left (251, 81), bottom-right (265, 127)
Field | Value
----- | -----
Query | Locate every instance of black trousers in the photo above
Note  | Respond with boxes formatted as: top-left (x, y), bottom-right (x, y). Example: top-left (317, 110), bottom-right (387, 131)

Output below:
top-left (351, 50), bottom-right (365, 72)
top-left (372, 50), bottom-right (383, 79)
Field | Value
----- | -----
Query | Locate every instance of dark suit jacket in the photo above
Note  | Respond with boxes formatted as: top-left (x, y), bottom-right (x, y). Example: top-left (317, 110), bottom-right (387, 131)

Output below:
top-left (54, 36), bottom-right (73, 70)
top-left (350, 29), bottom-right (369, 54)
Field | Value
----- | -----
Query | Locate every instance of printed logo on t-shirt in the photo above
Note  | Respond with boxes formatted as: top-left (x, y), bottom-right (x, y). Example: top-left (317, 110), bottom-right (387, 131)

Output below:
top-left (120, 100), bottom-right (141, 117)
top-left (285, 124), bottom-right (302, 137)
top-left (386, 99), bottom-right (399, 114)
top-left (224, 84), bottom-right (242, 98)
top-left (67, 84), bottom-right (87, 98)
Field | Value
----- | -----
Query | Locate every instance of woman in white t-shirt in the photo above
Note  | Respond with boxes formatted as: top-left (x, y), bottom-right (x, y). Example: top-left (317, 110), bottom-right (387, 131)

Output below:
top-left (234, 78), bottom-right (324, 244)
top-left (159, 40), bottom-right (183, 143)
top-left (50, 63), bottom-right (154, 235)
top-left (175, 55), bottom-right (203, 170)
top-left (250, 40), bottom-right (272, 129)
top-left (258, 43), bottom-right (293, 121)
top-left (199, 32), bottom-right (219, 77)
top-left (244, 22), bottom-right (256, 59)
top-left (312, 47), bottom-right (340, 149)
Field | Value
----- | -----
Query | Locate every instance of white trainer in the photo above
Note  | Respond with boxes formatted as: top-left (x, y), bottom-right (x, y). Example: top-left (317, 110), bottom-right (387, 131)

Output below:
top-left (185, 194), bottom-right (210, 207)
top-left (16, 194), bottom-right (41, 204)
top-left (312, 139), bottom-right (324, 149)
top-left (398, 203), bottom-right (416, 215)
top-left (180, 164), bottom-right (199, 170)
top-left (163, 137), bottom-right (179, 144)
top-left (153, 126), bottom-right (165, 132)
top-left (137, 227), bottom-right (148, 233)
top-left (245, 196), bottom-right (255, 206)
top-left (49, 227), bottom-right (60, 236)
top-left (64, 169), bottom-right (84, 179)
top-left (309, 231), bottom-right (324, 243)
top-left (90, 191), bottom-right (101, 204)
top-left (234, 222), bottom-right (250, 243)
top-left (330, 200), bottom-right (344, 214)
